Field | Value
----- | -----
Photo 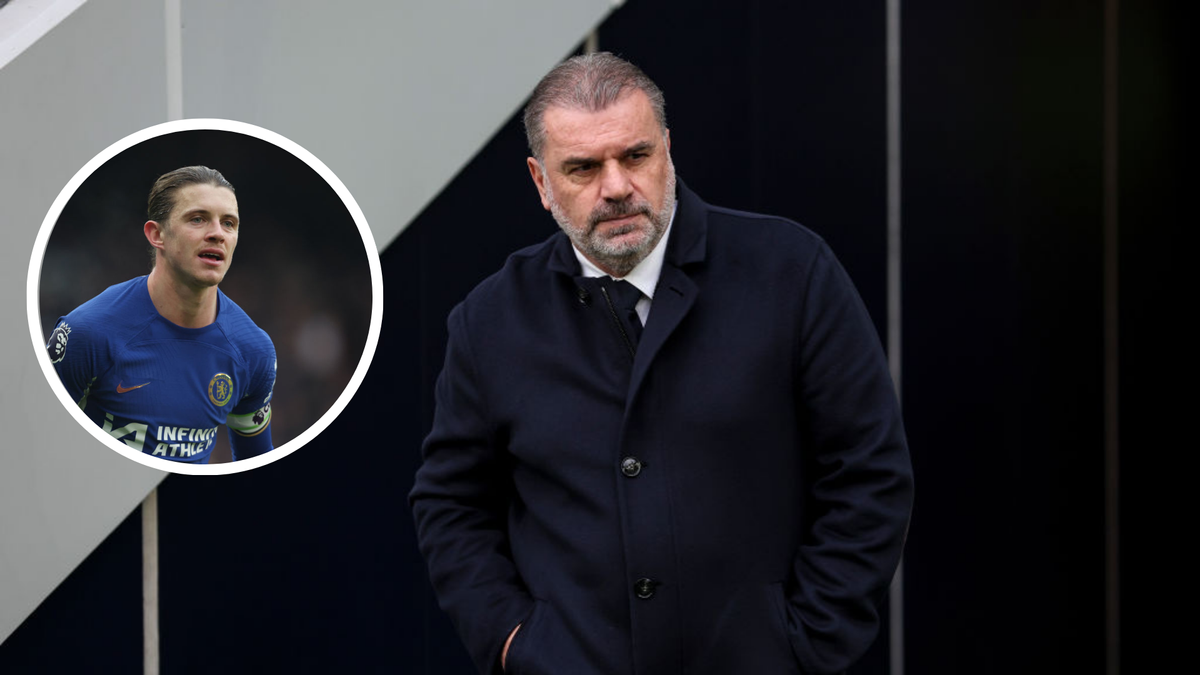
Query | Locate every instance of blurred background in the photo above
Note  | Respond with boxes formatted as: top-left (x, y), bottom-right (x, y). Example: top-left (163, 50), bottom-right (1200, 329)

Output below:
top-left (38, 129), bottom-right (373, 461)
top-left (0, 1), bottom-right (1185, 673)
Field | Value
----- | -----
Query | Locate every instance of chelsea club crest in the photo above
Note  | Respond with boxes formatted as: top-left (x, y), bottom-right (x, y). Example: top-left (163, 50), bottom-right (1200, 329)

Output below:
top-left (208, 373), bottom-right (234, 406)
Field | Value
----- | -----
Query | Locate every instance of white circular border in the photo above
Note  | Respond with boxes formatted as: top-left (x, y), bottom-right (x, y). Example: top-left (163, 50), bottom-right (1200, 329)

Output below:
top-left (26, 118), bottom-right (384, 476)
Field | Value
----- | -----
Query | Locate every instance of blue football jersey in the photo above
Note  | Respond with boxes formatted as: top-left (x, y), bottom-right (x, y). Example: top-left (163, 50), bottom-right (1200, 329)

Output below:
top-left (47, 276), bottom-right (276, 463)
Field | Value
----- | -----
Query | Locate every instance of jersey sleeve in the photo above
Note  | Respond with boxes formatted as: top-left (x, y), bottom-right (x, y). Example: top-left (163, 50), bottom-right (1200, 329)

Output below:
top-left (47, 317), bottom-right (103, 409)
top-left (227, 343), bottom-right (276, 460)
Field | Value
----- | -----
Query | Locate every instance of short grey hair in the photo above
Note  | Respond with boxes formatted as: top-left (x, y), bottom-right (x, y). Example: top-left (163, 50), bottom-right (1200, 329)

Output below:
top-left (523, 52), bottom-right (667, 161)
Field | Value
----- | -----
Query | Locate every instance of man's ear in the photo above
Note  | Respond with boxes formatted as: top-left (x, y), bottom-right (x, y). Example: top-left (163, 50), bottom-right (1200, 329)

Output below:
top-left (527, 157), bottom-right (551, 212)
top-left (144, 220), bottom-right (166, 250)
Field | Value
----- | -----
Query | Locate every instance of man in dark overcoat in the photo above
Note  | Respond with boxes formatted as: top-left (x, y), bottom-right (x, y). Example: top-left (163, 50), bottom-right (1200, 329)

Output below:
top-left (411, 52), bottom-right (913, 675)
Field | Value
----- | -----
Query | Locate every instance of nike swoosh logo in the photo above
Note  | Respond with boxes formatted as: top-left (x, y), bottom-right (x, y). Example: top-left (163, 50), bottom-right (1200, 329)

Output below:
top-left (116, 381), bottom-right (150, 394)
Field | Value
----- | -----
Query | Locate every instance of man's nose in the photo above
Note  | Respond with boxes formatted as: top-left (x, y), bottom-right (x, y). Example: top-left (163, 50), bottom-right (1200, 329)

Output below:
top-left (598, 161), bottom-right (633, 202)
top-left (205, 222), bottom-right (226, 241)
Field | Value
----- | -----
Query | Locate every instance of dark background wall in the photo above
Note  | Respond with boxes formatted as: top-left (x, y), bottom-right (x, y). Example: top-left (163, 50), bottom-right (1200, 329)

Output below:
top-left (902, 4), bottom-right (1105, 672)
top-left (2, 1), bottom-right (1183, 673)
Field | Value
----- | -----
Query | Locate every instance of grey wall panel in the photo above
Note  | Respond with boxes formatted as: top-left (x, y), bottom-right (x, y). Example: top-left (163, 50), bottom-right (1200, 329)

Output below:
top-left (0, 0), bottom-right (169, 645)
top-left (0, 0), bottom-right (88, 70)
top-left (2, 0), bottom-right (617, 649)
top-left (180, 0), bottom-right (618, 251)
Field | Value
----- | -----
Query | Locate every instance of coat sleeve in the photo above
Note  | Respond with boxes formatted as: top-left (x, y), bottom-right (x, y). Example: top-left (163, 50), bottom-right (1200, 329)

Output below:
top-left (785, 242), bottom-right (914, 674)
top-left (409, 303), bottom-right (533, 675)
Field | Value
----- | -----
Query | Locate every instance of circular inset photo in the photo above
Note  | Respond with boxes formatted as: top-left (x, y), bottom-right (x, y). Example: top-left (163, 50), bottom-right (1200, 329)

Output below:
top-left (27, 119), bottom-right (382, 474)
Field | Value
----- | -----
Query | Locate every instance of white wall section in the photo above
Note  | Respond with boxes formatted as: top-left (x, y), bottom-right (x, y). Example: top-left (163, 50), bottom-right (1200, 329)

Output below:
top-left (0, 0), bottom-right (87, 69)
top-left (0, 0), bottom-right (169, 646)
top-left (180, 0), bottom-right (616, 250)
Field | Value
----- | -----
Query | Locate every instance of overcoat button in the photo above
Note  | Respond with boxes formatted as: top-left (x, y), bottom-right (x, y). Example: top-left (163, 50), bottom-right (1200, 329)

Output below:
top-left (634, 577), bottom-right (656, 599)
top-left (620, 456), bottom-right (642, 477)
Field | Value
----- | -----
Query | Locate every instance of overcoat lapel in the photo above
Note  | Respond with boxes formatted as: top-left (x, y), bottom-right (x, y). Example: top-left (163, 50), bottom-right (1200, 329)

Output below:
top-left (627, 264), bottom-right (695, 399)
top-left (626, 179), bottom-right (707, 404)
top-left (544, 179), bottom-right (710, 407)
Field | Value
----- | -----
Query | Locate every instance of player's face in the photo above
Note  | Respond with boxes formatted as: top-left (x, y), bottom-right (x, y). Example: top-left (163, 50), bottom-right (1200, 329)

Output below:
top-left (528, 90), bottom-right (675, 278)
top-left (158, 184), bottom-right (239, 289)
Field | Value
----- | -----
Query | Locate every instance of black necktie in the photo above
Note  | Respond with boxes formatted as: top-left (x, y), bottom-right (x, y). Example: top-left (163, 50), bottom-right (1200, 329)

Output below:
top-left (601, 277), bottom-right (644, 347)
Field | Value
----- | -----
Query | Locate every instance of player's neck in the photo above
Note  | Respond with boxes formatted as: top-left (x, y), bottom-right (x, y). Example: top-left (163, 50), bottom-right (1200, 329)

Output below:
top-left (146, 266), bottom-right (219, 328)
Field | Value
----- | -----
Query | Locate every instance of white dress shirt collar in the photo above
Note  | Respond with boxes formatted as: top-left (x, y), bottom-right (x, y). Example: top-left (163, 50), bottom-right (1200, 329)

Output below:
top-left (572, 203), bottom-right (677, 302)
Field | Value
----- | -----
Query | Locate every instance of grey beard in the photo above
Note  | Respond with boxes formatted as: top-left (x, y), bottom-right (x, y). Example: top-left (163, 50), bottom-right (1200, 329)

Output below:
top-left (548, 165), bottom-right (676, 277)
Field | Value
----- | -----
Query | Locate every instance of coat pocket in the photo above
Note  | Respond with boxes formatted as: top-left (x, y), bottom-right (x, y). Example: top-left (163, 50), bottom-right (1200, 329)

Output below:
top-left (688, 582), bottom-right (804, 675)
top-left (502, 599), bottom-right (544, 675)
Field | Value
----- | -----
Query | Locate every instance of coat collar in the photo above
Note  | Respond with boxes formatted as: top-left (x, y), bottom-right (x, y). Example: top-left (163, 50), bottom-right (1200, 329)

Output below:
top-left (663, 178), bottom-right (708, 269)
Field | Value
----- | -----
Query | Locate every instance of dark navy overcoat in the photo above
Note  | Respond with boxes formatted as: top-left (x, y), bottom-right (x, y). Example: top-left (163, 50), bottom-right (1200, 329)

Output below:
top-left (410, 182), bottom-right (913, 675)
